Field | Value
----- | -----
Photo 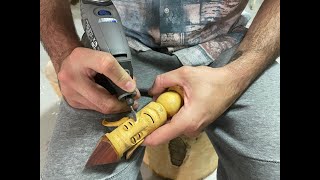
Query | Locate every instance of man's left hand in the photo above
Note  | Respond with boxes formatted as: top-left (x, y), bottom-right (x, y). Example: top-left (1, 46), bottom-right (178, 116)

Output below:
top-left (143, 66), bottom-right (245, 146)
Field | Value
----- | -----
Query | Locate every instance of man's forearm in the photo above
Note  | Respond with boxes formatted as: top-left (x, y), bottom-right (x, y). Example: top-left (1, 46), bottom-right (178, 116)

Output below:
top-left (40, 0), bottom-right (82, 73)
top-left (225, 0), bottom-right (280, 89)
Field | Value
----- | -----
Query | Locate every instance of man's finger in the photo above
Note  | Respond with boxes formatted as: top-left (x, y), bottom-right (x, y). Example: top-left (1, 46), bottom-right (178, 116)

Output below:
top-left (132, 77), bottom-right (141, 100)
top-left (77, 77), bottom-right (131, 114)
top-left (75, 48), bottom-right (136, 92)
top-left (143, 109), bottom-right (186, 146)
top-left (134, 88), bottom-right (141, 100)
top-left (148, 67), bottom-right (185, 96)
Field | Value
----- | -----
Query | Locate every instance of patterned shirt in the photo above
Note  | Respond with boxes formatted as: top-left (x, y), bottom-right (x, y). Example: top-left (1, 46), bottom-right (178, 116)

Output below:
top-left (113, 0), bottom-right (250, 66)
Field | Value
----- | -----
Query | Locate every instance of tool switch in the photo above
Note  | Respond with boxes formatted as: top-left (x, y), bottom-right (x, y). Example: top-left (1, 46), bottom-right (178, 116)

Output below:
top-left (97, 9), bottom-right (111, 16)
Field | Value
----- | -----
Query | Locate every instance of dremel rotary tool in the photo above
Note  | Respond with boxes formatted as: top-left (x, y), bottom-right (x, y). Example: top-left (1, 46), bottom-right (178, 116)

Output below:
top-left (80, 0), bottom-right (136, 118)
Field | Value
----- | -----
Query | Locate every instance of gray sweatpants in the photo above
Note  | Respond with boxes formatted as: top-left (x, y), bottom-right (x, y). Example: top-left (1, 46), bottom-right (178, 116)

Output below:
top-left (41, 47), bottom-right (280, 180)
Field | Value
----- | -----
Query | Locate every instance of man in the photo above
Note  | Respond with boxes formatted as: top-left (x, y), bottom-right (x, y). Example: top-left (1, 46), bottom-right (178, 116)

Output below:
top-left (40, 0), bottom-right (279, 179)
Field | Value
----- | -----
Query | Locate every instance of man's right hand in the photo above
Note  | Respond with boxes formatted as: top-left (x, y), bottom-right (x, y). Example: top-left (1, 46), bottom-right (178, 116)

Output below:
top-left (57, 47), bottom-right (140, 114)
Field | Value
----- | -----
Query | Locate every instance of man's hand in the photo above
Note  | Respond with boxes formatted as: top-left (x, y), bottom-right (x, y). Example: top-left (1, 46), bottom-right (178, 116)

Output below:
top-left (58, 47), bottom-right (140, 114)
top-left (143, 0), bottom-right (279, 146)
top-left (41, 0), bottom-right (141, 114)
top-left (143, 66), bottom-right (245, 146)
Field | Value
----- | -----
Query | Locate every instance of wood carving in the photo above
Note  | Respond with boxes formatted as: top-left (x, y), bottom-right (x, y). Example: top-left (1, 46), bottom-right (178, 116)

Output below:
top-left (143, 133), bottom-right (218, 180)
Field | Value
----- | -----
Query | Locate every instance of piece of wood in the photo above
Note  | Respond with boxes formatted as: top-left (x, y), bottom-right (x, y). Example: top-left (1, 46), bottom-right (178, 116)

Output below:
top-left (85, 135), bottom-right (119, 167)
top-left (143, 133), bottom-right (218, 180)
top-left (44, 61), bottom-right (62, 98)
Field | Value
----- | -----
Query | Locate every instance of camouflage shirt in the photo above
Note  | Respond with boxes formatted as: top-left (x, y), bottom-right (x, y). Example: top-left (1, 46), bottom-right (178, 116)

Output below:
top-left (113, 0), bottom-right (250, 66)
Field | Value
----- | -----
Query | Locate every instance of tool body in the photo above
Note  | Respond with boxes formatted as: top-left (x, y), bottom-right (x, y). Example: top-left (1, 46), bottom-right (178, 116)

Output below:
top-left (86, 86), bottom-right (184, 167)
top-left (80, 0), bottom-right (136, 111)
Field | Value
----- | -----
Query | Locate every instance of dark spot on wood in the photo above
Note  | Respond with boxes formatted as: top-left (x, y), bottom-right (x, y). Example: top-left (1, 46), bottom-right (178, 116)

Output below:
top-left (168, 137), bottom-right (187, 166)
top-left (131, 137), bottom-right (136, 143)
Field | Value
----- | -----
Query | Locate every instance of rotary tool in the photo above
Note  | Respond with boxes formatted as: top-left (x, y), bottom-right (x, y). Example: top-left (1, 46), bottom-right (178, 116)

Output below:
top-left (80, 0), bottom-right (136, 119)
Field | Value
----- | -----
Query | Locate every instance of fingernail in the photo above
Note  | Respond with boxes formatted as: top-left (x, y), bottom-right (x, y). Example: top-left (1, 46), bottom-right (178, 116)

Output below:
top-left (125, 81), bottom-right (135, 91)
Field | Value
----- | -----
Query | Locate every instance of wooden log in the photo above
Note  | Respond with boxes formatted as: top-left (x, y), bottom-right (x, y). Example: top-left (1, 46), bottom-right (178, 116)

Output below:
top-left (44, 61), bottom-right (62, 98)
top-left (143, 133), bottom-right (218, 180)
